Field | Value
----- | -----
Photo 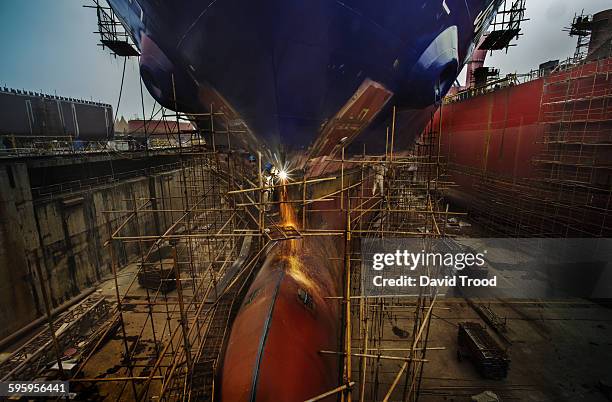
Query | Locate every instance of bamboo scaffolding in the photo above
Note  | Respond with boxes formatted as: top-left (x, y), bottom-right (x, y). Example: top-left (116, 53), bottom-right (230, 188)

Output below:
top-left (64, 73), bottom-right (455, 402)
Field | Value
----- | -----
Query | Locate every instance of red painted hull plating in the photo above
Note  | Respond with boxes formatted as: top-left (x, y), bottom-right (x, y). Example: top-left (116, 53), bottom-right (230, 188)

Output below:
top-left (219, 237), bottom-right (343, 402)
top-left (429, 56), bottom-right (612, 234)
top-left (436, 77), bottom-right (545, 191)
top-left (433, 57), bottom-right (611, 192)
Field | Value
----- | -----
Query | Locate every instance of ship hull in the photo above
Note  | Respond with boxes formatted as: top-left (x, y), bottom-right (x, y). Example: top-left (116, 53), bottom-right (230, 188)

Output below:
top-left (432, 56), bottom-right (612, 235)
top-left (104, 1), bottom-right (502, 399)
top-left (108, 0), bottom-right (499, 158)
top-left (437, 77), bottom-right (545, 194)
top-left (220, 237), bottom-right (343, 401)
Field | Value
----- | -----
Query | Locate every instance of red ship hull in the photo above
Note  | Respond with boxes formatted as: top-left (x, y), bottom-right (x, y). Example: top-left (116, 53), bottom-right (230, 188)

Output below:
top-left (219, 236), bottom-right (343, 402)
top-left (428, 56), bottom-right (612, 235)
top-left (435, 77), bottom-right (546, 201)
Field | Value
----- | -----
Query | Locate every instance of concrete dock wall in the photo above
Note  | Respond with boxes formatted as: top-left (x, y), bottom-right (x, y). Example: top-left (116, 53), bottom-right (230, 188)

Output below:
top-left (0, 163), bottom-right (185, 341)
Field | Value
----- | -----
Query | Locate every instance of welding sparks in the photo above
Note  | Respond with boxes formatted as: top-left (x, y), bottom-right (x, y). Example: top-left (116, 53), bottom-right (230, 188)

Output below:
top-left (278, 170), bottom-right (289, 181)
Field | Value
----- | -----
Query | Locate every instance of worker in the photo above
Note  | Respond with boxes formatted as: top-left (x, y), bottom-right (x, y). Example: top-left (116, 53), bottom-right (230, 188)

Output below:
top-left (408, 159), bottom-right (418, 182)
top-left (262, 163), bottom-right (278, 210)
top-left (372, 162), bottom-right (386, 196)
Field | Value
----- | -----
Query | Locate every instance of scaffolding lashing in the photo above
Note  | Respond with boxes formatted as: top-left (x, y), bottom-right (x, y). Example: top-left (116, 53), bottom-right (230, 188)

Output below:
top-left (89, 0), bottom-right (140, 57)
top-left (321, 107), bottom-right (454, 402)
top-left (462, 55), bottom-right (612, 237)
top-left (536, 55), bottom-right (612, 236)
top-left (59, 105), bottom-right (268, 401)
top-left (66, 94), bottom-right (458, 401)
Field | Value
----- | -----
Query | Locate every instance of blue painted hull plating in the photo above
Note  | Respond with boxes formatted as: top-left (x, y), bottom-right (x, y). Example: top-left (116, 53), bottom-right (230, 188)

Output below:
top-left (105, 2), bottom-right (503, 400)
top-left (109, 0), bottom-right (498, 159)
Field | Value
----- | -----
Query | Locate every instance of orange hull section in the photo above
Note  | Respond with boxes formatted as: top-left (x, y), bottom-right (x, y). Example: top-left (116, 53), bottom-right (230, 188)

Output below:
top-left (219, 237), bottom-right (343, 402)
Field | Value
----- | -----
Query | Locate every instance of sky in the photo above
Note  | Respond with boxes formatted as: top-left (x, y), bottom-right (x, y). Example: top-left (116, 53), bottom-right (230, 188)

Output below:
top-left (460, 0), bottom-right (612, 83)
top-left (0, 0), bottom-right (610, 120)
top-left (0, 0), bottom-right (156, 121)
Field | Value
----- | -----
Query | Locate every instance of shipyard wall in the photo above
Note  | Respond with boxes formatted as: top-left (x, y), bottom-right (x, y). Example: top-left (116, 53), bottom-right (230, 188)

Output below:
top-left (0, 163), bottom-right (185, 341)
top-left (0, 164), bottom-right (39, 340)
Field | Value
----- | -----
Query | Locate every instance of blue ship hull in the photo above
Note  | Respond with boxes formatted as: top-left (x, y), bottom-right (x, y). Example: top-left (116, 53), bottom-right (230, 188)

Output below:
top-left (108, 0), bottom-right (499, 163)
top-left (105, 2), bottom-right (502, 400)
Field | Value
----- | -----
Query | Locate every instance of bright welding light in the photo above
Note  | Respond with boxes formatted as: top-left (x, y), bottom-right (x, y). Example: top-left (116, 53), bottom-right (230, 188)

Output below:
top-left (278, 170), bottom-right (289, 181)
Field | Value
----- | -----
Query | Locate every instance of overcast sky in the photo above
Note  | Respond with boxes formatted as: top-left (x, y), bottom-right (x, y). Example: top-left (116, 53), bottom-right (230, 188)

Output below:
top-left (468, 0), bottom-right (611, 82)
top-left (0, 1), bottom-right (610, 120)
